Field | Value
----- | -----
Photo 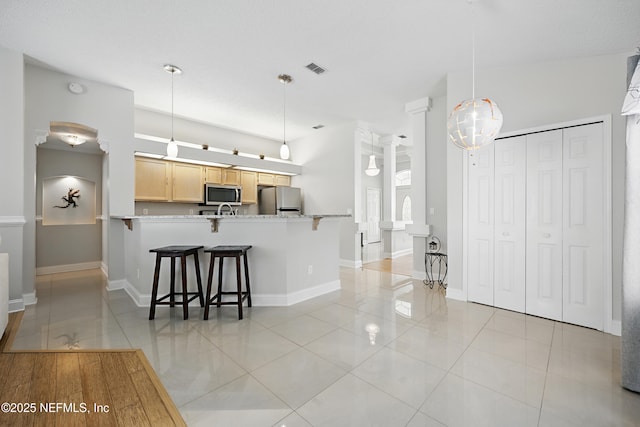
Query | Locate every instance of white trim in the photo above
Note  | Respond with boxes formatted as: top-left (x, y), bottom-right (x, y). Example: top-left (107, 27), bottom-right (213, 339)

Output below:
top-left (462, 115), bottom-right (614, 332)
top-left (106, 279), bottom-right (126, 291)
top-left (8, 299), bottom-right (24, 313)
top-left (340, 259), bottom-right (363, 268)
top-left (252, 280), bottom-right (341, 306)
top-left (445, 287), bottom-right (466, 301)
top-left (383, 248), bottom-right (413, 259)
top-left (22, 292), bottom-right (37, 306)
top-left (118, 278), bottom-right (341, 308)
top-left (101, 262), bottom-right (108, 277)
top-left (36, 261), bottom-right (102, 276)
top-left (0, 216), bottom-right (26, 227)
top-left (610, 320), bottom-right (621, 337)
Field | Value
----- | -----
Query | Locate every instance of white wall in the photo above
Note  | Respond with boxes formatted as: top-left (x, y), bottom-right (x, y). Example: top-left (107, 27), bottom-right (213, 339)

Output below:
top-left (426, 95), bottom-right (448, 252)
top-left (0, 46), bottom-right (25, 310)
top-left (446, 52), bottom-right (628, 320)
top-left (290, 122), bottom-right (361, 265)
top-left (24, 63), bottom-right (135, 291)
top-left (35, 148), bottom-right (103, 269)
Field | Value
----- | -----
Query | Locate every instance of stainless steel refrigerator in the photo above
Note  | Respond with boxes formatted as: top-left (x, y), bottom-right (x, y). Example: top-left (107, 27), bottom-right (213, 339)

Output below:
top-left (259, 186), bottom-right (302, 215)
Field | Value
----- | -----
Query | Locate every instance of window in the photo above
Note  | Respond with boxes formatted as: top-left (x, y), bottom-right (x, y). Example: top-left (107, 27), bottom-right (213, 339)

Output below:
top-left (401, 196), bottom-right (412, 221)
top-left (395, 170), bottom-right (411, 186)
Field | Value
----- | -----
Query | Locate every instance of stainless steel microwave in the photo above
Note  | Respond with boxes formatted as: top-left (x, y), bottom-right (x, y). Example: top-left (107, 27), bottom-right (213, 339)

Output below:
top-left (204, 184), bottom-right (242, 206)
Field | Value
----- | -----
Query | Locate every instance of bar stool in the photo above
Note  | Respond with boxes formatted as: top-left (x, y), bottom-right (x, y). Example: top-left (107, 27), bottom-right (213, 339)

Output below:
top-left (149, 245), bottom-right (205, 320)
top-left (203, 245), bottom-right (252, 320)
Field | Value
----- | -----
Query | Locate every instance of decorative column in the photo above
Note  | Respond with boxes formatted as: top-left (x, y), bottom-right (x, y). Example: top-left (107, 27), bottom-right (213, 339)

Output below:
top-left (380, 135), bottom-right (410, 258)
top-left (404, 98), bottom-right (432, 277)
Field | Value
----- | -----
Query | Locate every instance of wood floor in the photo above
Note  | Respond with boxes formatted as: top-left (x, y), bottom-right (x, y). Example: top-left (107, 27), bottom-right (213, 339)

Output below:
top-left (0, 313), bottom-right (185, 427)
top-left (362, 253), bottom-right (414, 276)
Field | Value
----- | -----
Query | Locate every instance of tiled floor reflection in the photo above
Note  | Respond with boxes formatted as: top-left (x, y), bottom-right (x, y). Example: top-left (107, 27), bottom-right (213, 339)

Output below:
top-left (13, 268), bottom-right (640, 426)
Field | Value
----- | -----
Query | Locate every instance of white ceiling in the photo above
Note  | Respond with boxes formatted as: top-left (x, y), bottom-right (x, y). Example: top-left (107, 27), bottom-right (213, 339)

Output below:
top-left (1, 0), bottom-right (639, 143)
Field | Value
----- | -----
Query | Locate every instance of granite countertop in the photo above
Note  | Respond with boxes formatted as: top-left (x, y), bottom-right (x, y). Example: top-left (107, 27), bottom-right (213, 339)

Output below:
top-left (112, 214), bottom-right (351, 220)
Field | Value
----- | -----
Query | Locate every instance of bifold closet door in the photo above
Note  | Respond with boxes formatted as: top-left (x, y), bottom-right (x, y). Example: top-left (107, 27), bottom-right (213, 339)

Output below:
top-left (526, 130), bottom-right (563, 321)
top-left (494, 136), bottom-right (526, 312)
top-left (467, 145), bottom-right (494, 306)
top-left (562, 124), bottom-right (604, 330)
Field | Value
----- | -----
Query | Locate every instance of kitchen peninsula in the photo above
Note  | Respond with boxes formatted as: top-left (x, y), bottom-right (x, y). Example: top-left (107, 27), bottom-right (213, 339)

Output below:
top-left (113, 214), bottom-right (349, 308)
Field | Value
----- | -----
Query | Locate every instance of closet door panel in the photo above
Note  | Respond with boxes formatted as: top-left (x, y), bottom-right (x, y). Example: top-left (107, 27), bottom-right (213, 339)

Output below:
top-left (467, 145), bottom-right (494, 306)
top-left (562, 124), bottom-right (604, 329)
top-left (494, 136), bottom-right (526, 312)
top-left (526, 130), bottom-right (563, 321)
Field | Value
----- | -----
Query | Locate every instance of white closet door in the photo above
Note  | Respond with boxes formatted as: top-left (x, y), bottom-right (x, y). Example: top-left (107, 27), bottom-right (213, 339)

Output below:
top-left (526, 130), bottom-right (563, 321)
top-left (562, 124), bottom-right (604, 329)
top-left (467, 145), bottom-right (494, 306)
top-left (494, 136), bottom-right (526, 312)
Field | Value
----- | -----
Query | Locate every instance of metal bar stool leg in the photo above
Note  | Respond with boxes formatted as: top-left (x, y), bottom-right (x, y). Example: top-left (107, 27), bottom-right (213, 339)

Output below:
top-left (170, 256), bottom-right (176, 307)
top-left (149, 253), bottom-right (162, 320)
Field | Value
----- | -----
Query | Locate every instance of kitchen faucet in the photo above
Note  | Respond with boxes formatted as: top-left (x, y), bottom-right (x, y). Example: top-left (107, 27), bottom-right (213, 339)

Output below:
top-left (217, 203), bottom-right (235, 215)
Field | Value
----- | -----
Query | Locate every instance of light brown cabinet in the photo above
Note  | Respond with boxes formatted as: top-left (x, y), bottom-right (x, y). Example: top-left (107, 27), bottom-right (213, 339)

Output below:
top-left (135, 157), bottom-right (171, 201)
top-left (172, 163), bottom-right (204, 202)
top-left (258, 173), bottom-right (291, 187)
top-left (275, 175), bottom-right (291, 187)
top-left (241, 171), bottom-right (258, 204)
top-left (222, 169), bottom-right (241, 185)
top-left (257, 173), bottom-right (275, 186)
top-left (205, 167), bottom-right (222, 184)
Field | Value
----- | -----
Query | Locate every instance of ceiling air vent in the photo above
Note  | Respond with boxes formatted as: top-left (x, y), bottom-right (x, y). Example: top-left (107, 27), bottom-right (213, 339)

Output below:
top-left (312, 124), bottom-right (325, 129)
top-left (305, 63), bottom-right (326, 75)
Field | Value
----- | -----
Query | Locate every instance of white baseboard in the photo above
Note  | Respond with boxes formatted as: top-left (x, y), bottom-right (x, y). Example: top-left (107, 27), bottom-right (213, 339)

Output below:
top-left (609, 320), bottom-right (621, 336)
top-left (36, 261), bottom-right (102, 276)
top-left (23, 292), bottom-right (37, 306)
top-left (106, 279), bottom-right (126, 291)
top-left (101, 262), bottom-right (108, 277)
top-left (383, 248), bottom-right (413, 259)
top-left (445, 287), bottom-right (466, 301)
top-left (340, 259), bottom-right (363, 268)
top-left (8, 298), bottom-right (24, 313)
top-left (252, 280), bottom-right (341, 307)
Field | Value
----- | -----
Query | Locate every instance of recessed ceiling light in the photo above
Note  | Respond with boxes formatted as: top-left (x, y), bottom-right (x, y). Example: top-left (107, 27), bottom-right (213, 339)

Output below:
top-left (398, 135), bottom-right (407, 139)
top-left (312, 124), bottom-right (325, 129)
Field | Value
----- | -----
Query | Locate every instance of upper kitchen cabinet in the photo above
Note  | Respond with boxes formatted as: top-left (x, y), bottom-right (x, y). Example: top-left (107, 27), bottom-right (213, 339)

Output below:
top-left (241, 171), bottom-right (257, 204)
top-left (275, 175), bottom-right (291, 186)
top-left (172, 162), bottom-right (204, 202)
top-left (222, 169), bottom-right (241, 185)
top-left (258, 173), bottom-right (291, 187)
top-left (205, 166), bottom-right (222, 184)
top-left (135, 157), bottom-right (171, 201)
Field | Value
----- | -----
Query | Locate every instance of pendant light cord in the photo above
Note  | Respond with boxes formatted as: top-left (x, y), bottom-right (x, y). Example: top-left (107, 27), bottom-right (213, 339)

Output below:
top-left (171, 70), bottom-right (175, 141)
top-left (471, 1), bottom-right (476, 99)
top-left (283, 78), bottom-right (286, 144)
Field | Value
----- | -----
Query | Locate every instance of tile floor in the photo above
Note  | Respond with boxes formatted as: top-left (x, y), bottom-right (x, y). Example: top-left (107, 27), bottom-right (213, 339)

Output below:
top-left (12, 267), bottom-right (640, 427)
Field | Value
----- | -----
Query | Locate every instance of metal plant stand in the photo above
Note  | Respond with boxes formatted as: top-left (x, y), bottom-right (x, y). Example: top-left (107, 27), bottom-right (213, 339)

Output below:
top-left (424, 252), bottom-right (448, 290)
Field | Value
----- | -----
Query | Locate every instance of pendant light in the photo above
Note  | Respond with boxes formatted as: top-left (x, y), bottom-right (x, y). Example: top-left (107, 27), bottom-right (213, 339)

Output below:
top-left (164, 64), bottom-right (182, 158)
top-left (365, 132), bottom-right (380, 176)
top-left (447, 0), bottom-right (503, 150)
top-left (278, 73), bottom-right (292, 160)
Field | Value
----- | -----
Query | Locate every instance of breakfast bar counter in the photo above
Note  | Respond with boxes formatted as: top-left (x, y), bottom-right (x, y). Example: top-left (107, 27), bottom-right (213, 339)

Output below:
top-left (113, 214), bottom-right (349, 308)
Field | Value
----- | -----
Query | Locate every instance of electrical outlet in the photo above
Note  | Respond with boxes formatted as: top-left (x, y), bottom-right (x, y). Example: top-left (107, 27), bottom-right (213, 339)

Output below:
top-left (142, 208), bottom-right (148, 215)
top-left (429, 208), bottom-right (435, 215)
top-left (189, 209), bottom-right (194, 215)
top-left (308, 265), bottom-right (313, 275)
top-left (137, 268), bottom-right (140, 279)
